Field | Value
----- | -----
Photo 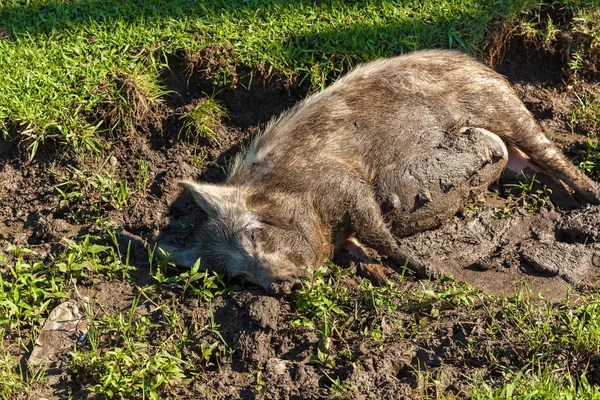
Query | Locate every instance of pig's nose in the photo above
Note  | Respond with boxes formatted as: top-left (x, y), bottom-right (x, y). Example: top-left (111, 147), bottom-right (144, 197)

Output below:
top-left (267, 277), bottom-right (303, 296)
top-left (283, 277), bottom-right (303, 293)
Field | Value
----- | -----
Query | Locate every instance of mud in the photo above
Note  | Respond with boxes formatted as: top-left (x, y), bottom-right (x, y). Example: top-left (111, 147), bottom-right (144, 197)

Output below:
top-left (398, 204), bottom-right (600, 299)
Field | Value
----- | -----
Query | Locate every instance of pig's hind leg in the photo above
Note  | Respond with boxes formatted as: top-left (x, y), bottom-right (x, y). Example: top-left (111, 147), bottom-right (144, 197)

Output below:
top-left (387, 126), bottom-right (509, 238)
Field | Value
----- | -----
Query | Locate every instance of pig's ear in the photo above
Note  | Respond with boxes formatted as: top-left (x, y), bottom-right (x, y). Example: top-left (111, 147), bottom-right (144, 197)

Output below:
top-left (178, 181), bottom-right (241, 217)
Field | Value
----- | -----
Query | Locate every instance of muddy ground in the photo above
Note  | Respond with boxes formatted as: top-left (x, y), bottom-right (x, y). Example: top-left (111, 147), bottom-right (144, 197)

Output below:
top-left (1, 32), bottom-right (600, 398)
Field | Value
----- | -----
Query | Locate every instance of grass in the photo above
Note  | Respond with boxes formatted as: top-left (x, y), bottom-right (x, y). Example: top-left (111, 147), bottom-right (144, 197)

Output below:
top-left (0, 230), bottom-right (234, 398)
top-left (290, 265), bottom-right (600, 398)
top-left (180, 95), bottom-right (227, 146)
top-left (468, 291), bottom-right (600, 399)
top-left (51, 157), bottom-right (132, 221)
top-left (494, 172), bottom-right (553, 218)
top-left (3, 238), bottom-right (600, 397)
top-left (572, 92), bottom-right (600, 134)
top-left (471, 366), bottom-right (600, 399)
top-left (70, 295), bottom-right (187, 399)
top-left (67, 262), bottom-right (233, 398)
top-left (0, 0), bottom-right (587, 158)
top-left (0, 348), bottom-right (25, 398)
top-left (0, 247), bottom-right (68, 333)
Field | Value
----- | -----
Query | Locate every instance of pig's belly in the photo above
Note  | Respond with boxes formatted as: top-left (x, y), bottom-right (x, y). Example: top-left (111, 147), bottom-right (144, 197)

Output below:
top-left (376, 127), bottom-right (509, 237)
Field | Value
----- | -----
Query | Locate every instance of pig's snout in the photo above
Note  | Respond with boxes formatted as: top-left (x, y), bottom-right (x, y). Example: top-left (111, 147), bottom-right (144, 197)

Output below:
top-left (267, 277), bottom-right (303, 295)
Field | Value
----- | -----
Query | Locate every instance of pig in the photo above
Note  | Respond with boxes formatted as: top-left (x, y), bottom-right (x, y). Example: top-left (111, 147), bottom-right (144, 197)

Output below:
top-left (172, 49), bottom-right (600, 289)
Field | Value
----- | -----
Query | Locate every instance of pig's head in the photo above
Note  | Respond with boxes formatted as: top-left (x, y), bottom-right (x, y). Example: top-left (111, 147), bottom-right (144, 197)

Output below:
top-left (178, 181), bottom-right (328, 289)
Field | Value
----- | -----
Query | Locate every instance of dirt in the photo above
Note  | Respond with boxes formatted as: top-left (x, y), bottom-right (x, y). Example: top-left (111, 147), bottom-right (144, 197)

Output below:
top-left (1, 26), bottom-right (600, 399)
top-left (398, 204), bottom-right (600, 299)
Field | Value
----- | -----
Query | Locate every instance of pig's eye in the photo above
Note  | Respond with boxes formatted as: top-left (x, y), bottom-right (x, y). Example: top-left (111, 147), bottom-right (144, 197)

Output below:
top-left (248, 228), bottom-right (263, 244)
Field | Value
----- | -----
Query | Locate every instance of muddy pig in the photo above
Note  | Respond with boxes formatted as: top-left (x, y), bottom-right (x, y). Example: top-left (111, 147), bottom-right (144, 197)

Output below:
top-left (173, 49), bottom-right (600, 289)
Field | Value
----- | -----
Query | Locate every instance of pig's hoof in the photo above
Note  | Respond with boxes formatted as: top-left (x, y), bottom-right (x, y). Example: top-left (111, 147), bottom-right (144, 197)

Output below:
top-left (357, 262), bottom-right (392, 286)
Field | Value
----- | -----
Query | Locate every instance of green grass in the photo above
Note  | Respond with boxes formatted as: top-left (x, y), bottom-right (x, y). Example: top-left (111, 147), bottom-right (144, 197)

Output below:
top-left (0, 349), bottom-right (25, 399)
top-left (70, 295), bottom-right (187, 399)
top-left (51, 157), bottom-right (132, 221)
top-left (0, 0), bottom-right (586, 158)
top-left (494, 172), bottom-right (554, 218)
top-left (4, 241), bottom-right (600, 398)
top-left (471, 366), bottom-right (600, 399)
top-left (291, 265), bottom-right (600, 398)
top-left (180, 95), bottom-right (227, 146)
top-left (0, 247), bottom-right (68, 333)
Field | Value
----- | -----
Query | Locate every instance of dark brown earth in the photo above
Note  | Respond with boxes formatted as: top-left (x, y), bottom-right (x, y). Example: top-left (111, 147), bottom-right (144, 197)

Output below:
top-left (1, 25), bottom-right (599, 399)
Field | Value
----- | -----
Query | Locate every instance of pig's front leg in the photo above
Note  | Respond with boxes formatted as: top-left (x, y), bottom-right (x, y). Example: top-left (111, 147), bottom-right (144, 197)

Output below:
top-left (348, 185), bottom-right (438, 278)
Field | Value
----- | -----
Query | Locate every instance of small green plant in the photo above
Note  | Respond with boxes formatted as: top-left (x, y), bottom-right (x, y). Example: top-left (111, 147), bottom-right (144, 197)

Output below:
top-left (148, 249), bottom-right (230, 301)
top-left (190, 148), bottom-right (209, 167)
top-left (359, 278), bottom-right (403, 318)
top-left (178, 259), bottom-right (231, 302)
top-left (0, 341), bottom-right (48, 400)
top-left (148, 247), bottom-right (180, 288)
top-left (578, 138), bottom-right (600, 177)
top-left (72, 344), bottom-right (185, 400)
top-left (180, 96), bottom-right (227, 146)
top-left (254, 364), bottom-right (265, 393)
top-left (54, 235), bottom-right (135, 281)
top-left (572, 92), bottom-right (600, 134)
top-left (293, 264), bottom-right (350, 338)
top-left (495, 172), bottom-right (552, 218)
top-left (323, 370), bottom-right (356, 397)
top-left (470, 362), bottom-right (600, 399)
top-left (418, 280), bottom-right (480, 318)
top-left (52, 156), bottom-right (131, 219)
top-left (136, 159), bottom-right (150, 192)
top-left (70, 294), bottom-right (187, 399)
top-left (0, 350), bottom-right (24, 398)
top-left (0, 247), bottom-right (68, 331)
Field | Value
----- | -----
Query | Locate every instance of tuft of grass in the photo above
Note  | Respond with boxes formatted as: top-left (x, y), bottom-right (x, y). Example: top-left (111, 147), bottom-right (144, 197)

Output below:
top-left (98, 67), bottom-right (169, 135)
top-left (494, 290), bottom-right (600, 358)
top-left (190, 147), bottom-right (209, 167)
top-left (0, 349), bottom-right (24, 399)
top-left (0, 340), bottom-right (47, 400)
top-left (180, 96), bottom-right (227, 146)
top-left (135, 159), bottom-right (150, 192)
top-left (572, 91), bottom-right (600, 135)
top-left (471, 364), bottom-right (600, 399)
top-left (569, 7), bottom-right (600, 78)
